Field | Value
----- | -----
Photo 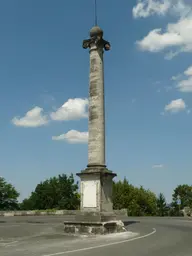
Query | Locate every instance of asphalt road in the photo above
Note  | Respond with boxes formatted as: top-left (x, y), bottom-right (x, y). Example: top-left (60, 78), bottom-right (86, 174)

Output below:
top-left (0, 216), bottom-right (192, 256)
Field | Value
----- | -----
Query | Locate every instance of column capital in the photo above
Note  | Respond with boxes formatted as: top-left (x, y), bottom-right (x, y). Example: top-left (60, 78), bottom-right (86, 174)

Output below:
top-left (83, 26), bottom-right (110, 51)
top-left (82, 37), bottom-right (110, 51)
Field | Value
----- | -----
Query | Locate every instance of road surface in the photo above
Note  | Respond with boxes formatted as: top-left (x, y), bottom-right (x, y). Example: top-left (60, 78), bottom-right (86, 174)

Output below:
top-left (0, 216), bottom-right (192, 256)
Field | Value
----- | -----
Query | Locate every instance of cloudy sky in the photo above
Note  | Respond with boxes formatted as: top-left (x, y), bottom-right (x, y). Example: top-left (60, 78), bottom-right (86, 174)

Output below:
top-left (0, 0), bottom-right (192, 202)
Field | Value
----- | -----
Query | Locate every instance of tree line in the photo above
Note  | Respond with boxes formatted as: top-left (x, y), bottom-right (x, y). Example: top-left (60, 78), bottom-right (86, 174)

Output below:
top-left (0, 175), bottom-right (191, 216)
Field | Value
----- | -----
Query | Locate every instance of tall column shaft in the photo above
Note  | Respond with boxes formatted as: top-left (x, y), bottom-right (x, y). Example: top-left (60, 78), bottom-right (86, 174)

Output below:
top-left (88, 44), bottom-right (105, 166)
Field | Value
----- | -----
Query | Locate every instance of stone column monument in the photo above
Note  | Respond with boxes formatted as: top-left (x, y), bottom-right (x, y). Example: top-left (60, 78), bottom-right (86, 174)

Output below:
top-left (63, 26), bottom-right (125, 235)
top-left (77, 26), bottom-right (116, 214)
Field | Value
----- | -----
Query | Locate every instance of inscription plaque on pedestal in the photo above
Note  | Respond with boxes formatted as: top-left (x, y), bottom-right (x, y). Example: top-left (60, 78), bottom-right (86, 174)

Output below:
top-left (82, 180), bottom-right (97, 208)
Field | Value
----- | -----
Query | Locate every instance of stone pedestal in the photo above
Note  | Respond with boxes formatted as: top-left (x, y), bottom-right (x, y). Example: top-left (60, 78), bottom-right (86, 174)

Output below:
top-left (63, 167), bottom-right (125, 235)
top-left (77, 166), bottom-right (116, 213)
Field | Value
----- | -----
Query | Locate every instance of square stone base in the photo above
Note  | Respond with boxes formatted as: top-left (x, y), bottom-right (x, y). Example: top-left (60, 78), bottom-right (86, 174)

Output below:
top-left (63, 220), bottom-right (126, 235)
top-left (75, 211), bottom-right (117, 222)
top-left (77, 166), bottom-right (116, 212)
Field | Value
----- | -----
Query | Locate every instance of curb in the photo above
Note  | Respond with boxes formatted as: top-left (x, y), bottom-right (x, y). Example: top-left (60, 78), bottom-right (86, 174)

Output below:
top-left (0, 209), bottom-right (128, 217)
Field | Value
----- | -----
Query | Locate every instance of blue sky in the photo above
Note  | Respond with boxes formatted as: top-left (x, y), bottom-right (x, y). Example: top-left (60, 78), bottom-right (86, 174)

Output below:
top-left (0, 0), bottom-right (192, 203)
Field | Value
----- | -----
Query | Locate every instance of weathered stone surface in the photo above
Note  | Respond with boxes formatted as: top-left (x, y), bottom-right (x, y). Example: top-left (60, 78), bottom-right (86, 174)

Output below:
top-left (0, 209), bottom-right (128, 217)
top-left (88, 44), bottom-right (105, 166)
top-left (3, 212), bottom-right (14, 217)
top-left (75, 211), bottom-right (117, 222)
top-left (63, 220), bottom-right (126, 235)
top-left (77, 167), bottom-right (116, 212)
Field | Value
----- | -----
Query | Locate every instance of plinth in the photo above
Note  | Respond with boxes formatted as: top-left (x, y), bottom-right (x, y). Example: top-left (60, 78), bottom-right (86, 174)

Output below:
top-left (64, 166), bottom-right (126, 235)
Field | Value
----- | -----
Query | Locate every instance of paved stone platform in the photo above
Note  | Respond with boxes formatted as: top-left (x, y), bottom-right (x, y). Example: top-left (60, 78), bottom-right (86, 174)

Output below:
top-left (63, 220), bottom-right (126, 235)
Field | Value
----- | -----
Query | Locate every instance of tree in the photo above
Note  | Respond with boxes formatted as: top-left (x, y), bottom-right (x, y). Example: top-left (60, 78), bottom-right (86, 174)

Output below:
top-left (131, 186), bottom-right (157, 216)
top-left (20, 196), bottom-right (36, 210)
top-left (113, 179), bottom-right (157, 216)
top-left (156, 193), bottom-right (168, 216)
top-left (172, 184), bottom-right (192, 209)
top-left (0, 177), bottom-right (20, 210)
top-left (20, 174), bottom-right (80, 210)
top-left (169, 184), bottom-right (192, 216)
top-left (113, 178), bottom-right (135, 210)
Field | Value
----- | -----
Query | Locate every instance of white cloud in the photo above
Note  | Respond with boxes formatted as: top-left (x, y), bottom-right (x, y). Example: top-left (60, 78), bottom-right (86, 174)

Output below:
top-left (12, 97), bottom-right (88, 128)
top-left (52, 130), bottom-right (88, 144)
top-left (171, 74), bottom-right (182, 81)
top-left (184, 66), bottom-right (192, 76)
top-left (152, 164), bottom-right (164, 168)
top-left (171, 0), bottom-right (192, 18)
top-left (164, 50), bottom-right (181, 60)
top-left (133, 0), bottom-right (191, 19)
top-left (176, 65), bottom-right (192, 92)
top-left (137, 18), bottom-right (192, 55)
top-left (12, 107), bottom-right (49, 127)
top-left (177, 76), bottom-right (192, 92)
top-left (134, 0), bottom-right (192, 58)
top-left (133, 0), bottom-right (170, 18)
top-left (164, 98), bottom-right (186, 113)
top-left (50, 98), bottom-right (88, 121)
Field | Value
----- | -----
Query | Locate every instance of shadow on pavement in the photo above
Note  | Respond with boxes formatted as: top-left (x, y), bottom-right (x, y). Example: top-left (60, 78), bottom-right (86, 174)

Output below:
top-left (123, 221), bottom-right (140, 227)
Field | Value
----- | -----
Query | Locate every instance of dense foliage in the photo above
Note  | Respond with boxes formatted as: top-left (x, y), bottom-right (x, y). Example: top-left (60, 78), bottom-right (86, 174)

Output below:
top-left (20, 174), bottom-right (80, 210)
top-left (0, 177), bottom-right (20, 210)
top-left (113, 179), bottom-right (157, 216)
top-left (172, 184), bottom-right (192, 209)
top-left (0, 174), bottom-right (191, 216)
top-left (156, 193), bottom-right (169, 216)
